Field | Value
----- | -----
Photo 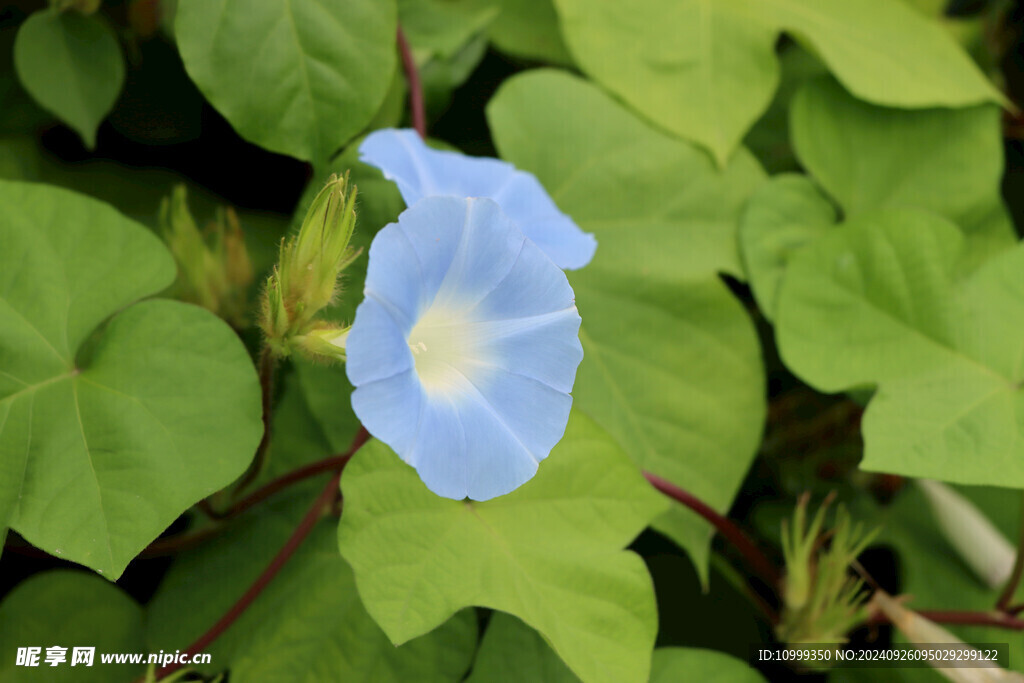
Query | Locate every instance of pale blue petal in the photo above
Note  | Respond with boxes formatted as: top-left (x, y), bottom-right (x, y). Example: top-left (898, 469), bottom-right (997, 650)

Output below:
top-left (347, 195), bottom-right (584, 502)
top-left (470, 232), bottom-right (579, 319)
top-left (344, 298), bottom-right (412, 386)
top-left (467, 367), bottom-right (573, 460)
top-left (389, 197), bottom-right (464, 306)
top-left (360, 128), bottom-right (596, 270)
top-left (461, 311), bottom-right (583, 393)
top-left (414, 372), bottom-right (547, 502)
top-left (361, 223), bottom-right (427, 328)
top-left (350, 368), bottom-right (423, 456)
top-left (454, 385), bottom-right (543, 502)
top-left (408, 396), bottom-right (468, 499)
top-left (430, 198), bottom-right (525, 312)
top-left (487, 172), bottom-right (597, 270)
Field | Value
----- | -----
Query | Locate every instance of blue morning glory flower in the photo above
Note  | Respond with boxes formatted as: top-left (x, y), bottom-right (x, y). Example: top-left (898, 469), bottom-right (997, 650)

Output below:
top-left (345, 196), bottom-right (584, 501)
top-left (359, 128), bottom-right (597, 270)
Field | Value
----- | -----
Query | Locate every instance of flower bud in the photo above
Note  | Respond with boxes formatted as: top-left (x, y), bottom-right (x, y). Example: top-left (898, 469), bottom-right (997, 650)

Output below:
top-left (294, 326), bottom-right (349, 364)
top-left (160, 185), bottom-right (224, 312)
top-left (285, 173), bottom-right (358, 317)
top-left (259, 174), bottom-right (362, 357)
top-left (778, 496), bottom-right (877, 651)
top-left (159, 185), bottom-right (253, 327)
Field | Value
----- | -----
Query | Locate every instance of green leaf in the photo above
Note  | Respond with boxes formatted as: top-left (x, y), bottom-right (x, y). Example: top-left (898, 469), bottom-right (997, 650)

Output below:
top-left (743, 45), bottom-right (827, 175)
top-left (764, 0), bottom-right (1000, 107)
top-left (488, 70), bottom-right (766, 579)
top-left (487, 68), bottom-right (765, 283)
top-left (468, 614), bottom-right (767, 683)
top-left (175, 0), bottom-right (397, 163)
top-left (488, 0), bottom-right (573, 65)
top-left (742, 77), bottom-right (1015, 323)
top-left (0, 181), bottom-right (262, 578)
top-left (0, 570), bottom-right (145, 682)
top-left (571, 272), bottom-right (765, 582)
top-left (791, 76), bottom-right (1015, 265)
top-left (776, 209), bottom-right (1024, 488)
top-left (651, 648), bottom-right (767, 683)
top-left (398, 0), bottom-right (497, 59)
top-left (554, 0), bottom-right (778, 167)
top-left (338, 413), bottom-right (668, 683)
top-left (365, 66), bottom-right (408, 132)
top-left (739, 174), bottom-right (838, 321)
top-left (467, 613), bottom-right (577, 683)
top-left (148, 488), bottom-right (476, 682)
top-left (552, 0), bottom-right (1001, 164)
top-left (13, 10), bottom-right (125, 148)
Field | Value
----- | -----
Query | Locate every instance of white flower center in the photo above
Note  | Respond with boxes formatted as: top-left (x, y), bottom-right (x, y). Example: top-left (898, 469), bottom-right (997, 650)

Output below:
top-left (408, 306), bottom-right (484, 394)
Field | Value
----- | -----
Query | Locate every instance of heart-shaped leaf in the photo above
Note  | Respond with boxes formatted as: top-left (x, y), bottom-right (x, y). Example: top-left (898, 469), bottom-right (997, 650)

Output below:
top-left (487, 70), bottom-right (766, 580)
top-left (467, 613), bottom-right (767, 683)
top-left (791, 76), bottom-right (1015, 266)
top-left (0, 181), bottom-right (262, 578)
top-left (14, 10), bottom-right (124, 148)
top-left (175, 0), bottom-right (397, 163)
top-left (487, 69), bottom-right (764, 283)
top-left (338, 412), bottom-right (668, 683)
top-left (0, 571), bottom-right (145, 682)
top-left (553, 0), bottom-right (1001, 164)
top-left (777, 209), bottom-right (1024, 488)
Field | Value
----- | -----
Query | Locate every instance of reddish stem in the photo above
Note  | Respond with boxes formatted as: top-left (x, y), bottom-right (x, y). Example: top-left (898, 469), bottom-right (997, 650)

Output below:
top-left (918, 610), bottom-right (1024, 629)
top-left (397, 26), bottom-right (426, 139)
top-left (221, 427), bottom-right (369, 520)
top-left (140, 525), bottom-right (224, 558)
top-left (149, 428), bottom-right (369, 681)
top-left (871, 609), bottom-right (1024, 631)
top-left (643, 471), bottom-right (780, 587)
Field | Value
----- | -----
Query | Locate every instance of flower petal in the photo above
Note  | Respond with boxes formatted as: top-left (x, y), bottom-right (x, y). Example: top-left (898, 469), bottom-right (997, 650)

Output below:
top-left (344, 298), bottom-right (412, 386)
top-left (413, 373), bottom-right (547, 502)
top-left (348, 195), bottom-right (585, 501)
top-left (487, 171), bottom-right (597, 270)
top-left (360, 128), bottom-right (596, 270)
top-left (407, 395), bottom-right (469, 499)
top-left (460, 311), bottom-right (583, 393)
top-left (350, 368), bottom-right (423, 456)
top-left (361, 222), bottom-right (428, 328)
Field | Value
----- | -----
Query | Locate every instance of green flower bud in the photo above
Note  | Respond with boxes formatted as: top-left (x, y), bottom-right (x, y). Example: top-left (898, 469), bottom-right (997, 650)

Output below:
top-left (777, 496), bottom-right (878, 653)
top-left (159, 185), bottom-right (254, 328)
top-left (259, 174), bottom-right (362, 356)
top-left (284, 173), bottom-right (358, 318)
top-left (294, 325), bottom-right (349, 364)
